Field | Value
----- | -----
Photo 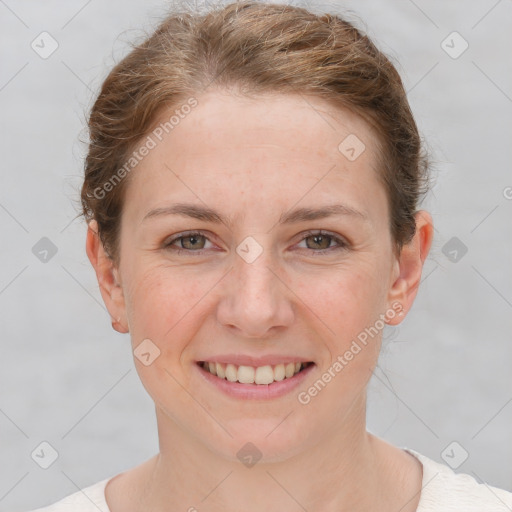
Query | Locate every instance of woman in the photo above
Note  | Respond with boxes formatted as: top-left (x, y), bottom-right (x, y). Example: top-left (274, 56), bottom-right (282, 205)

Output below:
top-left (29, 1), bottom-right (512, 511)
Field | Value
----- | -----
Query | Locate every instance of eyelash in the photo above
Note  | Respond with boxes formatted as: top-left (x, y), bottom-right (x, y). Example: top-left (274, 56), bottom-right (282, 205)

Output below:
top-left (162, 230), bottom-right (348, 256)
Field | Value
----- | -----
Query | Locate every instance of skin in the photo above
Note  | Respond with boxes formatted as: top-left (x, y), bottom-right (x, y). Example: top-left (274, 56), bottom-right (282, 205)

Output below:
top-left (86, 89), bottom-right (433, 512)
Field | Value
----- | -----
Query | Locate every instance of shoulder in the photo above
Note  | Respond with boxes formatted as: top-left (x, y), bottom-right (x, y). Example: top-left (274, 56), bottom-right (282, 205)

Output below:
top-left (24, 478), bottom-right (111, 512)
top-left (404, 448), bottom-right (512, 511)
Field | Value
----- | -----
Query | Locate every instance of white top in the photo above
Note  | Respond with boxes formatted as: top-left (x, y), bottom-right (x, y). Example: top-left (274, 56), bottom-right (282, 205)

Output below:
top-left (27, 448), bottom-right (512, 511)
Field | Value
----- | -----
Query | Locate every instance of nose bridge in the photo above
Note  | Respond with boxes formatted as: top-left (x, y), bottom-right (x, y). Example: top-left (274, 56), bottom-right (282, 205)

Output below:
top-left (217, 233), bottom-right (294, 336)
top-left (234, 233), bottom-right (279, 303)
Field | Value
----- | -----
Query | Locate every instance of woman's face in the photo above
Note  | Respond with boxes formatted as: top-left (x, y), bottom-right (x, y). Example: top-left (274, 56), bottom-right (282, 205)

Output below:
top-left (100, 90), bottom-right (411, 461)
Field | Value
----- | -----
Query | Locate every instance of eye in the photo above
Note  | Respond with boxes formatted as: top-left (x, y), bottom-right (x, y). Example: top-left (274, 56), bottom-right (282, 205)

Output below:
top-left (162, 229), bottom-right (348, 256)
top-left (163, 231), bottom-right (213, 254)
top-left (295, 230), bottom-right (348, 254)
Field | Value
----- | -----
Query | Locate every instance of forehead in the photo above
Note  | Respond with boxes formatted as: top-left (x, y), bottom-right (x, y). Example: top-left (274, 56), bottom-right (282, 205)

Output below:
top-left (122, 90), bottom-right (385, 222)
top-left (168, 90), bottom-right (377, 160)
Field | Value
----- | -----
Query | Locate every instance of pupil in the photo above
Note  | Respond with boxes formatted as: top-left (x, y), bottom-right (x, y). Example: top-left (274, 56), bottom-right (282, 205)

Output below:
top-left (311, 234), bottom-right (329, 249)
top-left (183, 235), bottom-right (202, 249)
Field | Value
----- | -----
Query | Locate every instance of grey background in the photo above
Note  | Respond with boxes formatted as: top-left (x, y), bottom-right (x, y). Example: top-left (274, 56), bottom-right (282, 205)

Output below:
top-left (0, 0), bottom-right (511, 510)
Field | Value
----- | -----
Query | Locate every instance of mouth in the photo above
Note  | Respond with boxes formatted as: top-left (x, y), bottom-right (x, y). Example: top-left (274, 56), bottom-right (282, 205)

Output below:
top-left (196, 360), bottom-right (315, 385)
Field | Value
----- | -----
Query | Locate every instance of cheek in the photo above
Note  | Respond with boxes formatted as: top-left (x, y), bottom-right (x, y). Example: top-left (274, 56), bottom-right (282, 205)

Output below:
top-left (293, 260), bottom-right (388, 381)
top-left (124, 265), bottom-right (204, 346)
top-left (123, 266), bottom-right (211, 406)
top-left (296, 261), bottom-right (386, 326)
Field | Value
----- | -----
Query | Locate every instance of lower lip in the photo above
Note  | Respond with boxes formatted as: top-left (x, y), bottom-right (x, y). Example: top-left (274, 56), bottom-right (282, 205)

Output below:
top-left (196, 362), bottom-right (315, 400)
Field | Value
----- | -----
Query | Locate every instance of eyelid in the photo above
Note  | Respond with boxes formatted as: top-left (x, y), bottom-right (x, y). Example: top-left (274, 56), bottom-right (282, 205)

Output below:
top-left (163, 229), bottom-right (349, 254)
top-left (294, 229), bottom-right (349, 252)
top-left (163, 230), bottom-right (215, 250)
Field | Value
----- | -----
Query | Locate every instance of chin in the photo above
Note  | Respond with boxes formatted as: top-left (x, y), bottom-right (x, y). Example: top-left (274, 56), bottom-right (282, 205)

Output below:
top-left (205, 417), bottom-right (311, 464)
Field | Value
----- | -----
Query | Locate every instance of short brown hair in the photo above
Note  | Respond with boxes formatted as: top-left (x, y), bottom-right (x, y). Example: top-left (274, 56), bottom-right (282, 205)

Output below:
top-left (80, 0), bottom-right (429, 266)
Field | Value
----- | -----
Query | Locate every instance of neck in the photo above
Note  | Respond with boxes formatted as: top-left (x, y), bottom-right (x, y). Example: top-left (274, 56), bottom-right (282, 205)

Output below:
top-left (136, 395), bottom-right (405, 512)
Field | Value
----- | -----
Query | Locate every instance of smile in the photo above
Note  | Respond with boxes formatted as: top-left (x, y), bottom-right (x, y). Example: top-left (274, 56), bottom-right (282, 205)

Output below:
top-left (198, 361), bottom-right (313, 385)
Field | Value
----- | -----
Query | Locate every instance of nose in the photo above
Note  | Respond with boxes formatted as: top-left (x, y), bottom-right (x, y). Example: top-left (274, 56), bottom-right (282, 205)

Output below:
top-left (216, 237), bottom-right (295, 338)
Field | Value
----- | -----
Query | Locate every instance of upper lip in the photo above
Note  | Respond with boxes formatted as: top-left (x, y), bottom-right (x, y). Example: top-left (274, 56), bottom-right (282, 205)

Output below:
top-left (197, 354), bottom-right (314, 367)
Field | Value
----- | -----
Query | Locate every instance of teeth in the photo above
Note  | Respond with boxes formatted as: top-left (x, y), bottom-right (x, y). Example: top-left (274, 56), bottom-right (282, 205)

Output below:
top-left (274, 364), bottom-right (285, 381)
top-left (238, 365), bottom-right (255, 384)
top-left (215, 362), bottom-right (225, 379)
top-left (202, 361), bottom-right (307, 384)
top-left (285, 362), bottom-right (296, 378)
top-left (225, 363), bottom-right (238, 382)
top-left (255, 365), bottom-right (274, 385)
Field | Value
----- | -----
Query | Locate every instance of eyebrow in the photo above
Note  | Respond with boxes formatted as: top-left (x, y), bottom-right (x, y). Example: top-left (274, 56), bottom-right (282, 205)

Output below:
top-left (141, 202), bottom-right (367, 227)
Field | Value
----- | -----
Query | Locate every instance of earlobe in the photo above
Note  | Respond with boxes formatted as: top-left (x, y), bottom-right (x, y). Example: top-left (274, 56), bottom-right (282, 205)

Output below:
top-left (386, 211), bottom-right (434, 325)
top-left (85, 220), bottom-right (129, 333)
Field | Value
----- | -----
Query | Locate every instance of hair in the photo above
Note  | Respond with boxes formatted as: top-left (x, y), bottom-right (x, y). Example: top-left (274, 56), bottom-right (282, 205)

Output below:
top-left (80, 0), bottom-right (430, 266)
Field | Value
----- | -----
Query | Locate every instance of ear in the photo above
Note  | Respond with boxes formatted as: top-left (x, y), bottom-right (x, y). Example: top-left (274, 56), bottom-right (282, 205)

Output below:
top-left (85, 220), bottom-right (129, 333)
top-left (386, 211), bottom-right (434, 325)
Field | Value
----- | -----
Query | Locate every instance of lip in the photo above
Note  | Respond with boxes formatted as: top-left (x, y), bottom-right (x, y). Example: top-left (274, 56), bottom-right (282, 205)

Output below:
top-left (195, 360), bottom-right (316, 400)
top-left (196, 354), bottom-right (314, 367)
